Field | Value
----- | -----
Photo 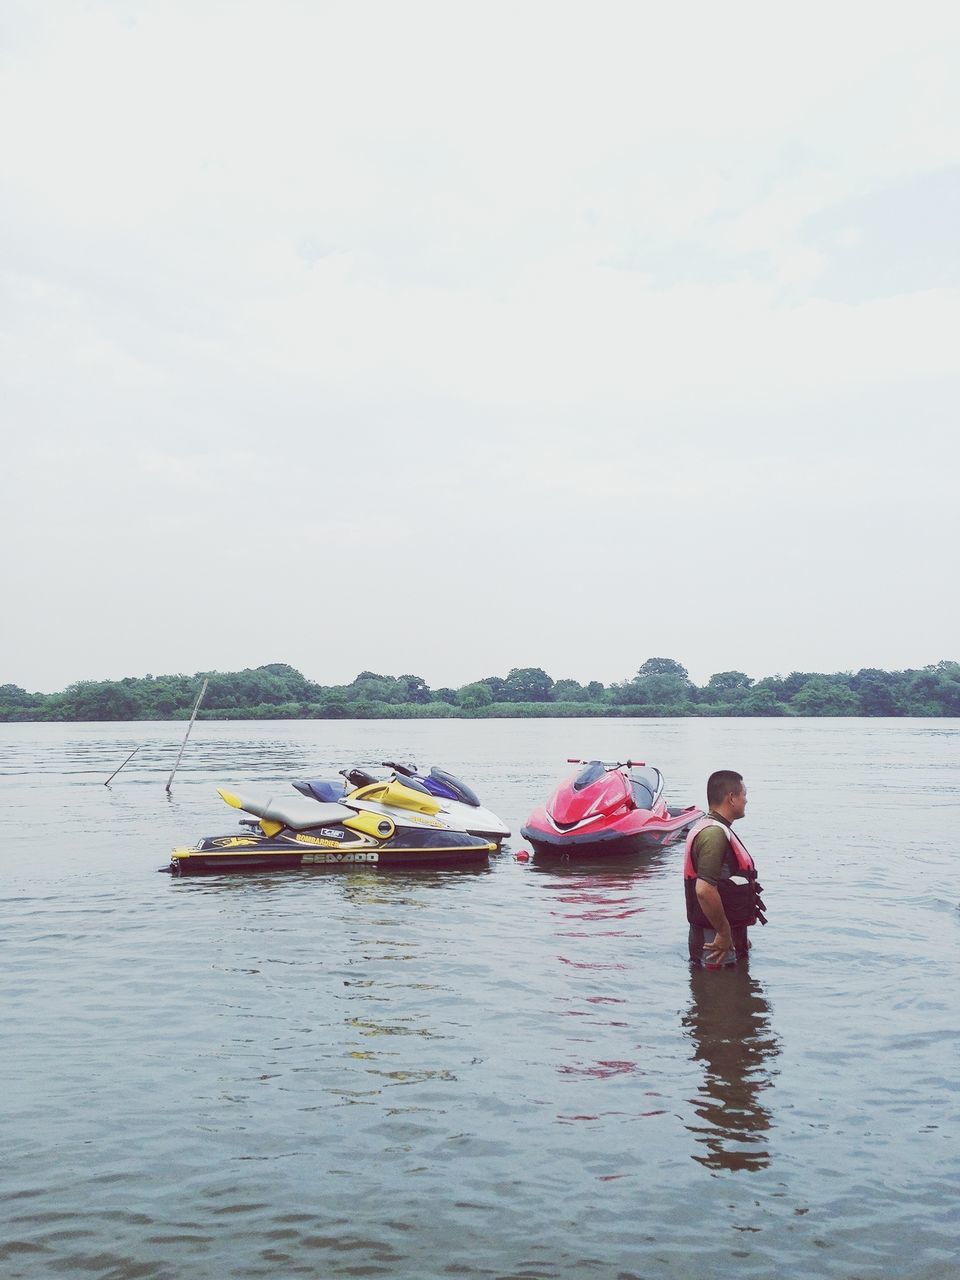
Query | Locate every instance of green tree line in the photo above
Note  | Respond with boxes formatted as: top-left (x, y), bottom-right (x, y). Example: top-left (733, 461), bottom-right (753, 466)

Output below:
top-left (2, 658), bottom-right (959, 721)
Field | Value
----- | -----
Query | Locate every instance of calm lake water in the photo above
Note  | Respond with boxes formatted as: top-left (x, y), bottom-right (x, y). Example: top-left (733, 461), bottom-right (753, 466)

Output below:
top-left (2, 718), bottom-right (958, 1279)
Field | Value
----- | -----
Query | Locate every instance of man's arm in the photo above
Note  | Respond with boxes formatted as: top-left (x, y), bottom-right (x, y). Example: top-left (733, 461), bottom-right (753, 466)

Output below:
top-left (695, 879), bottom-right (732, 963)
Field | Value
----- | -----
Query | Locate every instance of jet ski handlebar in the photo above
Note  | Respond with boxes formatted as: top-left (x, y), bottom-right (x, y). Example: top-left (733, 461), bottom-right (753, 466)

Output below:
top-left (566, 758), bottom-right (646, 768)
top-left (381, 760), bottom-right (417, 776)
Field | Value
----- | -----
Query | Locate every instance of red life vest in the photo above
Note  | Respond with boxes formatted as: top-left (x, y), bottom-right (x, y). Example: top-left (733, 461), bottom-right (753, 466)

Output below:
top-left (683, 817), bottom-right (766, 927)
top-left (683, 816), bottom-right (755, 878)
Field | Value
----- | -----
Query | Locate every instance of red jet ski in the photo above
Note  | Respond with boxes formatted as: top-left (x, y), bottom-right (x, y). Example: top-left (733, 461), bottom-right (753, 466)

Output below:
top-left (521, 758), bottom-right (702, 860)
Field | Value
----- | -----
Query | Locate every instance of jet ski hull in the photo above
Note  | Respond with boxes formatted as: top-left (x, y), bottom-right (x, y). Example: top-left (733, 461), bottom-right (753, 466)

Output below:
top-left (170, 826), bottom-right (493, 875)
top-left (521, 805), bottom-right (701, 860)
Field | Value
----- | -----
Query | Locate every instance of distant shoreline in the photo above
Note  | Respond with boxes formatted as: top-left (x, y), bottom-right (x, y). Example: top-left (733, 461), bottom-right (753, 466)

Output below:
top-left (2, 659), bottom-right (958, 721)
top-left (2, 702), bottom-right (956, 723)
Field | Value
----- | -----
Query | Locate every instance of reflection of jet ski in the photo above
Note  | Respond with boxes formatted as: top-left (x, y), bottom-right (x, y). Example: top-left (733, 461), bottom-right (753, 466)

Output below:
top-left (168, 777), bottom-right (495, 875)
top-left (521, 758), bottom-right (701, 860)
top-left (293, 761), bottom-right (510, 845)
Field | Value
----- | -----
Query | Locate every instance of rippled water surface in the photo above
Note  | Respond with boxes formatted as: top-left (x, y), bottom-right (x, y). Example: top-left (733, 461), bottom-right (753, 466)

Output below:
top-left (2, 718), bottom-right (958, 1279)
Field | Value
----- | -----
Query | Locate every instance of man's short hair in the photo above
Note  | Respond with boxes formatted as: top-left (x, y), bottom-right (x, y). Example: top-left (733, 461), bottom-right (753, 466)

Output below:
top-left (707, 770), bottom-right (744, 807)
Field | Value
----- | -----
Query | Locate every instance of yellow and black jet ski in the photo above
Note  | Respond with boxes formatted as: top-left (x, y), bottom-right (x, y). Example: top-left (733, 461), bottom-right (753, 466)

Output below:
top-left (168, 777), bottom-right (495, 875)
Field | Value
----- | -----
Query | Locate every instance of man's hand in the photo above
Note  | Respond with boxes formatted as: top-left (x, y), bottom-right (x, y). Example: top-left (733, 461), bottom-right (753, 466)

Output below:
top-left (703, 927), bottom-right (733, 966)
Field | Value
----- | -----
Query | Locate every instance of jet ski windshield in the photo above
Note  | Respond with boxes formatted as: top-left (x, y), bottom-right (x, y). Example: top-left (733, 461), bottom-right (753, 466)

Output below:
top-left (573, 761), bottom-right (606, 790)
top-left (428, 768), bottom-right (480, 807)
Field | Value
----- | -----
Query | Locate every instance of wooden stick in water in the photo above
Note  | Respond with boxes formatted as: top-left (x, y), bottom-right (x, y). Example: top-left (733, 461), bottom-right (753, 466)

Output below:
top-left (105, 745), bottom-right (140, 786)
top-left (165, 678), bottom-right (209, 793)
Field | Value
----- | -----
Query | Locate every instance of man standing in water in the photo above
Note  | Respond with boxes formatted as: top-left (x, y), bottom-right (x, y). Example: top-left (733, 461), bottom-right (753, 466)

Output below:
top-left (684, 770), bottom-right (763, 967)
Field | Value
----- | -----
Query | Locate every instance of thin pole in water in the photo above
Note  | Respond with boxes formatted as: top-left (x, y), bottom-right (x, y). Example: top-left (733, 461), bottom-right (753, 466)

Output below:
top-left (105, 745), bottom-right (140, 786)
top-left (165, 678), bottom-right (209, 793)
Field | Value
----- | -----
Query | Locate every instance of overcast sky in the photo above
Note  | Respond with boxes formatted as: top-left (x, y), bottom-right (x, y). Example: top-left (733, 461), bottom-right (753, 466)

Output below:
top-left (2, 0), bottom-right (958, 693)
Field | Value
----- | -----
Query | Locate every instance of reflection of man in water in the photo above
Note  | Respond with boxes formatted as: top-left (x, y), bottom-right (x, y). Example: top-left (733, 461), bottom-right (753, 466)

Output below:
top-left (682, 967), bottom-right (780, 1171)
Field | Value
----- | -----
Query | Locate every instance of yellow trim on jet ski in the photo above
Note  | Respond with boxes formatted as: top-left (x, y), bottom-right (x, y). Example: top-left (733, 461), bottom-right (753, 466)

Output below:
top-left (344, 810), bottom-right (397, 838)
top-left (350, 780), bottom-right (441, 814)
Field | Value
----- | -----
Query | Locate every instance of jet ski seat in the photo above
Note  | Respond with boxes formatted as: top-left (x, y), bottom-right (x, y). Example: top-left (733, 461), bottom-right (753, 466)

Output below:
top-left (218, 788), bottom-right (355, 831)
top-left (294, 778), bottom-right (348, 803)
top-left (629, 765), bottom-right (663, 810)
top-left (270, 798), bottom-right (355, 830)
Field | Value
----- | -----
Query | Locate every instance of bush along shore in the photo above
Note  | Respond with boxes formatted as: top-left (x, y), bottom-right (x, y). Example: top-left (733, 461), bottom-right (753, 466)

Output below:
top-left (2, 659), bottom-right (959, 721)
